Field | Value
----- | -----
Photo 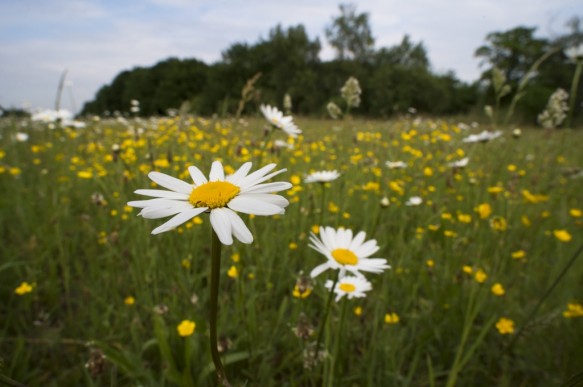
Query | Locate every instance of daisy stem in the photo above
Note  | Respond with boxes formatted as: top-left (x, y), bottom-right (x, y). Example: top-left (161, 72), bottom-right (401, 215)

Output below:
top-left (318, 183), bottom-right (326, 226)
top-left (325, 296), bottom-right (348, 387)
top-left (210, 230), bottom-right (230, 387)
top-left (314, 272), bottom-right (339, 362)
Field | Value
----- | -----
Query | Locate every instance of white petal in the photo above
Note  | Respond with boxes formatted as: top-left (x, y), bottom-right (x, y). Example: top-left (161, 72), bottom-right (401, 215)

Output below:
top-left (310, 263), bottom-right (330, 278)
top-left (349, 231), bottom-right (367, 251)
top-left (188, 166), bottom-right (208, 186)
top-left (224, 208), bottom-right (253, 244)
top-left (210, 208), bottom-right (233, 245)
top-left (239, 168), bottom-right (287, 190)
top-left (128, 198), bottom-right (186, 209)
top-left (151, 208), bottom-right (206, 234)
top-left (140, 206), bottom-right (192, 219)
top-left (209, 161), bottom-right (224, 182)
top-left (148, 172), bottom-right (193, 194)
top-left (319, 227), bottom-right (336, 251)
top-left (227, 196), bottom-right (285, 216)
top-left (354, 240), bottom-right (379, 258)
top-left (226, 162), bottom-right (253, 184)
top-left (134, 189), bottom-right (189, 200)
top-left (237, 164), bottom-right (277, 187)
top-left (241, 182), bottom-right (292, 194)
top-left (239, 193), bottom-right (289, 208)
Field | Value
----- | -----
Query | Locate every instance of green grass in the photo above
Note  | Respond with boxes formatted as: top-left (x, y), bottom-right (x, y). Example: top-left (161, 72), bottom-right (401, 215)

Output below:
top-left (1, 115), bottom-right (582, 386)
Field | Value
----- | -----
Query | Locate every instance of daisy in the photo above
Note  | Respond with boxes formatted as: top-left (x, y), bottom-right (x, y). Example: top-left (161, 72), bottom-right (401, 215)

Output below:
top-left (260, 104), bottom-right (301, 138)
top-left (386, 161), bottom-right (407, 169)
top-left (325, 276), bottom-right (372, 302)
top-left (565, 43), bottom-right (583, 62)
top-left (304, 170), bottom-right (341, 184)
top-left (309, 226), bottom-right (390, 278)
top-left (128, 161), bottom-right (292, 245)
top-left (448, 157), bottom-right (469, 168)
top-left (405, 196), bottom-right (423, 206)
top-left (462, 130), bottom-right (502, 143)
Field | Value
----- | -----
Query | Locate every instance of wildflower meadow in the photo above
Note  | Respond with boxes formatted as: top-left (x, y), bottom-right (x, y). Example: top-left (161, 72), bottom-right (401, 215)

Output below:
top-left (1, 108), bottom-right (582, 386)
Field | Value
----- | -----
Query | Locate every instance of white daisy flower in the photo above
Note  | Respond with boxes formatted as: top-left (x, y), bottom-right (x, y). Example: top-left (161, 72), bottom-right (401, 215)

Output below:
top-left (462, 130), bottom-right (502, 143)
top-left (309, 226), bottom-right (390, 278)
top-left (304, 170), bottom-right (341, 184)
top-left (260, 104), bottom-right (302, 138)
top-left (128, 161), bottom-right (292, 245)
top-left (448, 157), bottom-right (469, 168)
top-left (386, 161), bottom-right (407, 169)
top-left (405, 196), bottom-right (423, 206)
top-left (565, 43), bottom-right (583, 62)
top-left (325, 276), bottom-right (372, 302)
top-left (15, 132), bottom-right (29, 142)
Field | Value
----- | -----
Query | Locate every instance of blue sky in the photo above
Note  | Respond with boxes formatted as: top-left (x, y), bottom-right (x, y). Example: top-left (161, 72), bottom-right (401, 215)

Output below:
top-left (1, 0), bottom-right (581, 113)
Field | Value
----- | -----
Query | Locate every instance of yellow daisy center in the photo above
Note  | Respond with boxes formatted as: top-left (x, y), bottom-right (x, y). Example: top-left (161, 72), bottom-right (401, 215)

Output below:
top-left (271, 117), bottom-right (280, 126)
top-left (339, 283), bottom-right (356, 293)
top-left (331, 248), bottom-right (358, 266)
top-left (188, 181), bottom-right (240, 209)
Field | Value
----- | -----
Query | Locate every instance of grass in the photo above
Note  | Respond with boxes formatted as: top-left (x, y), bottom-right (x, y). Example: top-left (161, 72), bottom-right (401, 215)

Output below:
top-left (0, 115), bottom-right (582, 386)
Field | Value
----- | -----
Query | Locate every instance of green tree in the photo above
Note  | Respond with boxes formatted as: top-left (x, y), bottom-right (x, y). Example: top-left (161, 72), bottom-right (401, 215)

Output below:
top-left (375, 35), bottom-right (429, 70)
top-left (325, 3), bottom-right (375, 61)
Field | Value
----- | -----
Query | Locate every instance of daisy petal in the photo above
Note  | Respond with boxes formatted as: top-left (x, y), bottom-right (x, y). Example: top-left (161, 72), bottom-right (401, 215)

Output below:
top-left (188, 166), bottom-right (208, 186)
top-left (227, 196), bottom-right (285, 216)
top-left (209, 161), bottom-right (225, 182)
top-left (152, 208), bottom-right (205, 234)
top-left (128, 198), bottom-right (187, 209)
top-left (226, 162), bottom-right (253, 184)
top-left (310, 263), bottom-right (330, 278)
top-left (148, 172), bottom-right (193, 194)
top-left (210, 208), bottom-right (233, 245)
top-left (241, 182), bottom-right (293, 194)
top-left (140, 205), bottom-right (193, 219)
top-left (134, 189), bottom-right (189, 200)
top-left (224, 208), bottom-right (253, 244)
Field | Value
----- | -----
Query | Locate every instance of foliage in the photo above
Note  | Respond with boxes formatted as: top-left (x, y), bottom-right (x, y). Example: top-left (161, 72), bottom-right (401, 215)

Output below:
top-left (325, 3), bottom-right (375, 61)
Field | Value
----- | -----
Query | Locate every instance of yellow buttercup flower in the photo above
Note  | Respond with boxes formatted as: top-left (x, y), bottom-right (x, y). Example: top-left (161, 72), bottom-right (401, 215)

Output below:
top-left (227, 265), bottom-right (238, 278)
top-left (14, 282), bottom-right (34, 295)
top-left (476, 203), bottom-right (492, 219)
top-left (569, 209), bottom-right (582, 218)
top-left (553, 230), bottom-right (572, 242)
top-left (511, 250), bottom-right (526, 260)
top-left (177, 320), bottom-right (196, 337)
top-left (491, 283), bottom-right (505, 296)
top-left (384, 312), bottom-right (400, 324)
top-left (474, 269), bottom-right (487, 283)
top-left (124, 296), bottom-right (136, 305)
top-left (562, 302), bottom-right (583, 318)
top-left (495, 317), bottom-right (515, 334)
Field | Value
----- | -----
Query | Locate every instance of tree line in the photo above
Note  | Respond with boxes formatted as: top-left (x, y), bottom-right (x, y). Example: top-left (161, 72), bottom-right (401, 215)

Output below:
top-left (80, 5), bottom-right (582, 124)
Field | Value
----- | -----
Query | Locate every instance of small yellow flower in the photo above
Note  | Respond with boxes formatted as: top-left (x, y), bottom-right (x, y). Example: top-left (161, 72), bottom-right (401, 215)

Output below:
top-left (291, 175), bottom-right (301, 185)
top-left (227, 265), bottom-right (238, 278)
top-left (511, 250), bottom-right (526, 260)
top-left (423, 167), bottom-right (433, 177)
top-left (476, 203), bottom-right (492, 219)
top-left (521, 215), bottom-right (531, 227)
top-left (124, 296), bottom-right (135, 305)
top-left (553, 230), bottom-right (572, 242)
top-left (231, 253), bottom-right (240, 263)
top-left (426, 259), bottom-right (435, 268)
top-left (488, 186), bottom-right (504, 194)
top-left (354, 306), bottom-right (363, 316)
top-left (77, 170), bottom-right (93, 179)
top-left (475, 269), bottom-right (487, 283)
top-left (177, 320), bottom-right (196, 337)
top-left (14, 282), bottom-right (34, 295)
top-left (490, 216), bottom-right (507, 231)
top-left (462, 265), bottom-right (473, 275)
top-left (570, 208), bottom-right (582, 218)
top-left (444, 230), bottom-right (457, 238)
top-left (458, 214), bottom-right (472, 223)
top-left (193, 216), bottom-right (203, 225)
top-left (491, 283), bottom-right (505, 296)
top-left (289, 242), bottom-right (298, 250)
top-left (292, 285), bottom-right (312, 299)
top-left (181, 259), bottom-right (191, 269)
top-left (384, 312), bottom-right (400, 324)
top-left (311, 225), bottom-right (320, 234)
top-left (495, 317), bottom-right (515, 334)
top-left (507, 164), bottom-right (517, 172)
top-left (562, 302), bottom-right (583, 318)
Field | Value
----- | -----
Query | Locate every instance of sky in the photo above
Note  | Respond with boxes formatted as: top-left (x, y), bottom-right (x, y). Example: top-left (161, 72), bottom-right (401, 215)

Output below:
top-left (1, 0), bottom-right (581, 113)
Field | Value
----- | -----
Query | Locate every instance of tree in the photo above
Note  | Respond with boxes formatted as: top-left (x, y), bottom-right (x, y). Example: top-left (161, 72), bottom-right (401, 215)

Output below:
top-left (375, 35), bottom-right (429, 69)
top-left (325, 3), bottom-right (375, 61)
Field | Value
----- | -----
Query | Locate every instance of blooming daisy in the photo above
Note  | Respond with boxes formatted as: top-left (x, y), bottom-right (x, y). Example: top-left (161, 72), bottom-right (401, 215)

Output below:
top-left (304, 170), bottom-right (341, 184)
top-left (405, 196), bottom-right (423, 206)
top-left (448, 157), bottom-right (469, 168)
top-left (128, 161), bottom-right (292, 245)
top-left (462, 130), bottom-right (502, 143)
top-left (325, 276), bottom-right (372, 302)
top-left (309, 226), bottom-right (390, 278)
top-left (386, 161), bottom-right (407, 169)
top-left (260, 104), bottom-right (301, 138)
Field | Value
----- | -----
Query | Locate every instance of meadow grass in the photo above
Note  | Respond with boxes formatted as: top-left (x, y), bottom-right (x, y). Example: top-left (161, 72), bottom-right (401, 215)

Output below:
top-left (1, 115), bottom-right (582, 386)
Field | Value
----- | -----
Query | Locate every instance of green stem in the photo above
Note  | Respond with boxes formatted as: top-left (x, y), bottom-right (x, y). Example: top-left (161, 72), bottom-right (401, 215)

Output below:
top-left (314, 273), bottom-right (339, 362)
top-left (566, 61), bottom-right (583, 129)
top-left (318, 183), bottom-right (327, 227)
top-left (210, 230), bottom-right (230, 386)
top-left (326, 297), bottom-right (348, 387)
top-left (505, 243), bottom-right (583, 354)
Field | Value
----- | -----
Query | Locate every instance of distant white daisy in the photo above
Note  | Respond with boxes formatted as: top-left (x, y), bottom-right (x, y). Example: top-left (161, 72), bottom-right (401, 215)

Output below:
top-left (15, 132), bottom-right (29, 142)
top-left (309, 226), bottom-right (390, 278)
top-left (260, 104), bottom-right (302, 138)
top-left (448, 157), bottom-right (469, 168)
top-left (462, 130), bottom-right (502, 143)
top-left (128, 161), bottom-right (292, 245)
top-left (304, 170), bottom-right (341, 184)
top-left (326, 276), bottom-right (372, 302)
top-left (405, 196), bottom-right (423, 206)
top-left (386, 161), bottom-right (407, 169)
